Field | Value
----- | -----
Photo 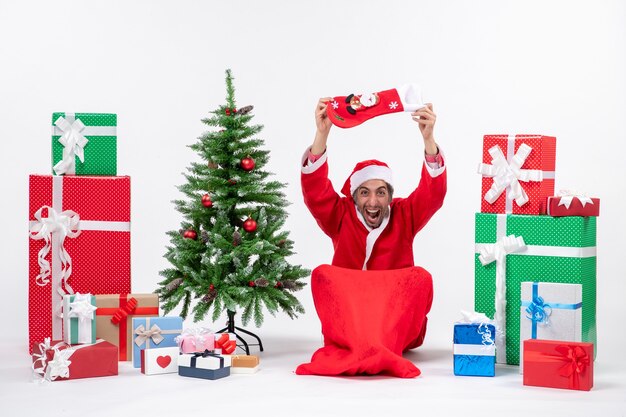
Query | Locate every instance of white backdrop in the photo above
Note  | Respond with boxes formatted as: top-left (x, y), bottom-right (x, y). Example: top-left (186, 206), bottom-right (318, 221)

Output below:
top-left (1, 0), bottom-right (625, 411)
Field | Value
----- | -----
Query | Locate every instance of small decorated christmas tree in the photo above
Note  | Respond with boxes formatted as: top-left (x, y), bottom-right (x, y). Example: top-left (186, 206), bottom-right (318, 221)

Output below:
top-left (157, 69), bottom-right (308, 332)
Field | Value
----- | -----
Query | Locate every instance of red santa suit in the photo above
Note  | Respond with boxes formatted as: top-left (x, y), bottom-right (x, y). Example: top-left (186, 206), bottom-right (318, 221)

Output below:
top-left (296, 149), bottom-right (447, 378)
top-left (300, 150), bottom-right (447, 270)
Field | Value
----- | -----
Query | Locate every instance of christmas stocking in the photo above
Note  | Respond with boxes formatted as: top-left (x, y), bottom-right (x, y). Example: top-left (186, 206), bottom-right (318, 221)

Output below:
top-left (325, 84), bottom-right (425, 128)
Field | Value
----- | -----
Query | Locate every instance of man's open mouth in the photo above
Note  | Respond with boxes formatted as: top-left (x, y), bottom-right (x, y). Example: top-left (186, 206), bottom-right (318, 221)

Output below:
top-left (365, 208), bottom-right (381, 223)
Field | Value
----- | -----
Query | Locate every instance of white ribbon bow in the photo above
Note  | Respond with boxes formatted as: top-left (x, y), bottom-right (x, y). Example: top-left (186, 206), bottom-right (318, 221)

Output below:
top-left (557, 189), bottom-right (594, 209)
top-left (32, 338), bottom-right (74, 382)
top-left (134, 324), bottom-right (164, 346)
top-left (45, 348), bottom-right (74, 381)
top-left (29, 206), bottom-right (81, 289)
top-left (478, 235), bottom-right (527, 362)
top-left (477, 144), bottom-right (543, 208)
top-left (53, 116), bottom-right (89, 175)
top-left (68, 293), bottom-right (96, 323)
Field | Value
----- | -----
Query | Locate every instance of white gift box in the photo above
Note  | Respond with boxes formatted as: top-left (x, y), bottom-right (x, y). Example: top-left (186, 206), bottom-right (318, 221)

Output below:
top-left (140, 346), bottom-right (179, 375)
top-left (519, 281), bottom-right (582, 373)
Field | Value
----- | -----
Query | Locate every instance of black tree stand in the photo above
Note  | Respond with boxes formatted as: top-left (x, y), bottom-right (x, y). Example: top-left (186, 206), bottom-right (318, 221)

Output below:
top-left (216, 310), bottom-right (264, 355)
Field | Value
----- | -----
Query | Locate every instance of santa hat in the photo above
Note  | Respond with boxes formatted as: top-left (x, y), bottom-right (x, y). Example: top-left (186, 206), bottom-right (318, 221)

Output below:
top-left (326, 84), bottom-right (425, 129)
top-left (341, 160), bottom-right (394, 198)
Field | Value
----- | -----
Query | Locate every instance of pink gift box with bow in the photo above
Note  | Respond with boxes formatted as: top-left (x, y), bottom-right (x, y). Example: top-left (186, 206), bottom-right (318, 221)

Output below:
top-left (176, 328), bottom-right (215, 353)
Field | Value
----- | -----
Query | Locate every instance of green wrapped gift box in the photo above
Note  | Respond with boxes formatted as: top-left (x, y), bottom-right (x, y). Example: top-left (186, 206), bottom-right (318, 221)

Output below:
top-left (52, 112), bottom-right (117, 175)
top-left (474, 213), bottom-right (596, 365)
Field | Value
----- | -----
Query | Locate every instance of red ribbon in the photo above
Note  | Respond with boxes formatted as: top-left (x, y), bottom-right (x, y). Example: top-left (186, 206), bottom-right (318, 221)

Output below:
top-left (215, 333), bottom-right (237, 354)
top-left (96, 295), bottom-right (159, 361)
top-left (110, 297), bottom-right (138, 324)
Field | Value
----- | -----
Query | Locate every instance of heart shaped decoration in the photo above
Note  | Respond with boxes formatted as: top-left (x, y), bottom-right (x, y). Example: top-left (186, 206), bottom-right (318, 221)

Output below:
top-left (157, 355), bottom-right (172, 368)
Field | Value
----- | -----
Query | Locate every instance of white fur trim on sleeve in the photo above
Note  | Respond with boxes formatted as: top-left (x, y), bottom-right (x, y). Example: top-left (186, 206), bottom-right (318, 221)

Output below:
top-left (424, 148), bottom-right (446, 178)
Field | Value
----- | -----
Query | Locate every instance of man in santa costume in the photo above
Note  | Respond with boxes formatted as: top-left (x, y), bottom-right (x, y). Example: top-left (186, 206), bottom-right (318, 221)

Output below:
top-left (299, 97), bottom-right (446, 361)
top-left (301, 97), bottom-right (446, 270)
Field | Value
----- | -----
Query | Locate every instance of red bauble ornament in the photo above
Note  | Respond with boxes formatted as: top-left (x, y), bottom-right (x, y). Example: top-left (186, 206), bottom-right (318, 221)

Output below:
top-left (275, 281), bottom-right (283, 288)
top-left (240, 156), bottom-right (255, 172)
top-left (248, 280), bottom-right (256, 287)
top-left (225, 108), bottom-right (231, 116)
top-left (183, 229), bottom-right (197, 240)
top-left (201, 194), bottom-right (213, 208)
top-left (242, 217), bottom-right (257, 233)
top-left (209, 284), bottom-right (214, 290)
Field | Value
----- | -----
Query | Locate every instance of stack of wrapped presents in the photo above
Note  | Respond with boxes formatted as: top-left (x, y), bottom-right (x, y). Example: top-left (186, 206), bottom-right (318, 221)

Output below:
top-left (28, 112), bottom-right (259, 382)
top-left (454, 134), bottom-right (598, 391)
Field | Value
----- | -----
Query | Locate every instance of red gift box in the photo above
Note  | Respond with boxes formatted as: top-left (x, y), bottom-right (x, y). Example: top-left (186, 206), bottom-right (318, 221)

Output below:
top-left (32, 339), bottom-right (118, 381)
top-left (28, 175), bottom-right (131, 352)
top-left (546, 193), bottom-right (600, 217)
top-left (523, 339), bottom-right (593, 391)
top-left (478, 134), bottom-right (556, 215)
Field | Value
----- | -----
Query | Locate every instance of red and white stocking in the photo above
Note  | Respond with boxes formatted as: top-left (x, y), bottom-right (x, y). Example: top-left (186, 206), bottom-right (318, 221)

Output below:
top-left (326, 84), bottom-right (425, 128)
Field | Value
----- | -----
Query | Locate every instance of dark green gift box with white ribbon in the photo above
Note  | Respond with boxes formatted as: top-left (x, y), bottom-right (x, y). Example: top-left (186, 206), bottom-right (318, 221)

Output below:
top-left (474, 213), bottom-right (596, 365)
top-left (51, 112), bottom-right (117, 175)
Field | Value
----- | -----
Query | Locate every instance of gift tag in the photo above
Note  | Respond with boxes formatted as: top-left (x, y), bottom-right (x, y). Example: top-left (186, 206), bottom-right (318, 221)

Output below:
top-left (141, 346), bottom-right (179, 375)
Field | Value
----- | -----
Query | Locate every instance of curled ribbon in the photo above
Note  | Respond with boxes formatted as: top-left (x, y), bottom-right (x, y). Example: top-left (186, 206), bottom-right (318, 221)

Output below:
top-left (477, 144), bottom-right (543, 208)
top-left (556, 189), bottom-right (594, 209)
top-left (458, 310), bottom-right (495, 346)
top-left (32, 338), bottom-right (73, 382)
top-left (134, 324), bottom-right (165, 346)
top-left (29, 206), bottom-right (81, 290)
top-left (525, 295), bottom-right (552, 325)
top-left (477, 323), bottom-right (495, 346)
top-left (478, 234), bottom-right (526, 361)
top-left (111, 297), bottom-right (138, 324)
top-left (53, 116), bottom-right (89, 175)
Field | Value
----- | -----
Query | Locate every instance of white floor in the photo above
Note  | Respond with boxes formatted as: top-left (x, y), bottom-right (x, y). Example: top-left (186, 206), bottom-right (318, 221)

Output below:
top-left (2, 329), bottom-right (625, 417)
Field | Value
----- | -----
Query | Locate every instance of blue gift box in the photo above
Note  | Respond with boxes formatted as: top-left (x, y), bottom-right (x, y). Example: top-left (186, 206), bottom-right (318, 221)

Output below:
top-left (178, 352), bottom-right (231, 380)
top-left (453, 323), bottom-right (496, 377)
top-left (132, 316), bottom-right (183, 368)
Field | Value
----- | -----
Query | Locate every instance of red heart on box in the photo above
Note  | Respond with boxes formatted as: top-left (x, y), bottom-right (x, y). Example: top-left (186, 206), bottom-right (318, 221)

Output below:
top-left (157, 355), bottom-right (172, 368)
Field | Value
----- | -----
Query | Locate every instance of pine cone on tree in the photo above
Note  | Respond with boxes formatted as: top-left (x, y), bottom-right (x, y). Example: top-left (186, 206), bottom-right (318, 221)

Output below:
top-left (254, 277), bottom-right (269, 287)
top-left (166, 277), bottom-right (183, 292)
top-left (281, 280), bottom-right (297, 290)
top-left (201, 231), bottom-right (209, 243)
top-left (237, 105), bottom-right (254, 115)
top-left (202, 287), bottom-right (218, 303)
top-left (233, 230), bottom-right (242, 246)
